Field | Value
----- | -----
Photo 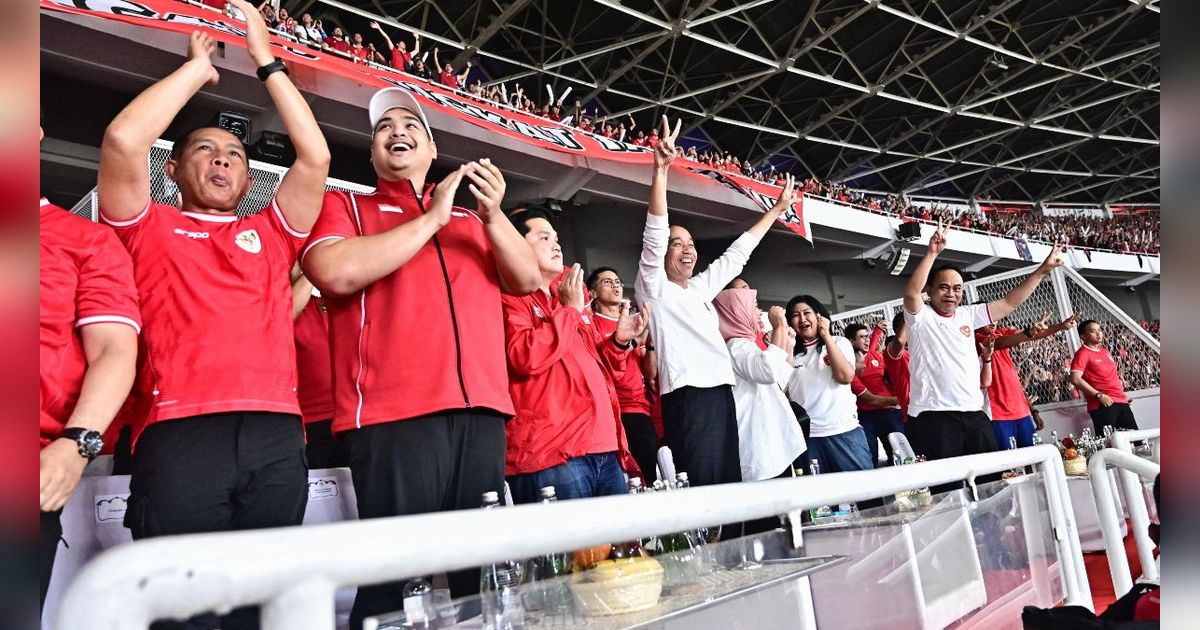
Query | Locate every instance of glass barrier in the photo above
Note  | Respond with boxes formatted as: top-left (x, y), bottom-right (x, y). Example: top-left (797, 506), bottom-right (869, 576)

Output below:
top-left (366, 474), bottom-right (1063, 630)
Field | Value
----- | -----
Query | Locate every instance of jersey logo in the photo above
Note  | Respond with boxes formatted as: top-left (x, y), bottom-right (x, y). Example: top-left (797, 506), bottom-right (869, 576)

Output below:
top-left (823, 355), bottom-right (831, 366)
top-left (959, 325), bottom-right (972, 337)
top-left (379, 204), bottom-right (405, 214)
top-left (871, 359), bottom-right (879, 367)
top-left (173, 228), bottom-right (210, 240)
top-left (235, 229), bottom-right (262, 254)
top-left (532, 305), bottom-right (546, 319)
top-left (581, 314), bottom-right (591, 325)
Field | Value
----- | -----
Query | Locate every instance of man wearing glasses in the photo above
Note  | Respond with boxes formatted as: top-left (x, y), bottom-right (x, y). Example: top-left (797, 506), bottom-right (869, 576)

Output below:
top-left (588, 267), bottom-right (658, 482)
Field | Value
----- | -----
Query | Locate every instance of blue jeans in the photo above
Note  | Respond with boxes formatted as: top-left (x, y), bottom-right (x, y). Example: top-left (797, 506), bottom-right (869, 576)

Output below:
top-left (992, 415), bottom-right (1036, 449)
top-left (507, 452), bottom-right (628, 504)
top-left (857, 409), bottom-right (906, 466)
top-left (801, 427), bottom-right (874, 474)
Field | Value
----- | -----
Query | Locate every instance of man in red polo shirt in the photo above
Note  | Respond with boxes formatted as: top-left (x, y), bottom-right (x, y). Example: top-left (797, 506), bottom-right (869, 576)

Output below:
top-left (97, 7), bottom-right (329, 626)
top-left (502, 210), bottom-right (645, 503)
top-left (587, 266), bottom-right (658, 482)
top-left (846, 322), bottom-right (904, 465)
top-left (39, 187), bottom-right (140, 611)
top-left (976, 313), bottom-right (1077, 448)
top-left (290, 265), bottom-right (339, 468)
top-left (324, 25), bottom-right (351, 56)
top-left (433, 47), bottom-right (471, 88)
top-left (1071, 319), bottom-right (1139, 433)
top-left (301, 87), bottom-right (539, 627)
top-left (370, 22), bottom-right (420, 72)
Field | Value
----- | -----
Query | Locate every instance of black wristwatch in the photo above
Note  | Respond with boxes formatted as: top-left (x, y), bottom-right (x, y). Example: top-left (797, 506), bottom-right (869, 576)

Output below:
top-left (257, 58), bottom-right (289, 82)
top-left (60, 428), bottom-right (103, 461)
top-left (613, 336), bottom-right (636, 350)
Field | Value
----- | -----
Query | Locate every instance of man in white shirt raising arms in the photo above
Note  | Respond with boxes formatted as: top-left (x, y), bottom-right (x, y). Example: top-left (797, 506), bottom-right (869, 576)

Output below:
top-left (635, 116), bottom-right (797, 487)
top-left (902, 220), bottom-right (1064, 461)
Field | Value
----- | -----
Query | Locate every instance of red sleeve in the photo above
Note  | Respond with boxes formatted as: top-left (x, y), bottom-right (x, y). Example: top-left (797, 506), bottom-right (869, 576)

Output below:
top-left (851, 376), bottom-right (867, 396)
top-left (76, 228), bottom-right (141, 332)
top-left (866, 326), bottom-right (885, 362)
top-left (99, 199), bottom-right (156, 244)
top-left (1070, 348), bottom-right (1087, 373)
top-left (302, 192), bottom-right (358, 262)
top-left (261, 198), bottom-right (311, 259)
top-left (503, 297), bottom-right (581, 377)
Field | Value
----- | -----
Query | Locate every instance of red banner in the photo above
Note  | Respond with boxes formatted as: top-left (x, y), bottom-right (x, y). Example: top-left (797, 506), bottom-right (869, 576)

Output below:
top-left (41, 0), bottom-right (810, 241)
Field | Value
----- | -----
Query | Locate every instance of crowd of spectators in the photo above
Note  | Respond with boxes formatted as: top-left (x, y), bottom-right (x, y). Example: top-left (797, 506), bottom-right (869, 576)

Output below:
top-left (1012, 319), bottom-right (1161, 406)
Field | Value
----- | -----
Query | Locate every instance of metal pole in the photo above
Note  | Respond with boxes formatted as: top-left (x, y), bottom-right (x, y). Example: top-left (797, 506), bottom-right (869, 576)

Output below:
top-left (1087, 448), bottom-right (1160, 595)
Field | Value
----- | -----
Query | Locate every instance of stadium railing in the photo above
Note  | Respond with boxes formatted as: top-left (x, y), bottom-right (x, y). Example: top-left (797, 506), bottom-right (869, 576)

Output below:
top-left (1087, 443), bottom-right (1160, 596)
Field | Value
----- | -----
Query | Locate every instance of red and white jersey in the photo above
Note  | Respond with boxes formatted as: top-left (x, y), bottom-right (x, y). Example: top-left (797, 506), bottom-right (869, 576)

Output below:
top-left (857, 327), bottom-right (895, 412)
top-left (391, 49), bottom-right (413, 72)
top-left (438, 71), bottom-right (458, 87)
top-left (302, 178), bottom-right (515, 434)
top-left (101, 199), bottom-right (307, 437)
top-left (1071, 344), bottom-right (1129, 411)
top-left (40, 199), bottom-right (141, 447)
top-left (294, 294), bottom-right (334, 424)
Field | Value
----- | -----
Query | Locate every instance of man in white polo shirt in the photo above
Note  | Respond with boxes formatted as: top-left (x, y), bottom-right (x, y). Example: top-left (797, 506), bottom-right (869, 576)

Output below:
top-left (635, 116), bottom-right (797, 487)
top-left (903, 220), bottom-right (1064, 460)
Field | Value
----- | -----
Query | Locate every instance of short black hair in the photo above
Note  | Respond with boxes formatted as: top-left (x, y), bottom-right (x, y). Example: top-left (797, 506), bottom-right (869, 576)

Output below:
top-left (169, 126), bottom-right (247, 161)
top-left (507, 206), bottom-right (555, 237)
top-left (586, 266), bottom-right (619, 291)
top-left (843, 323), bottom-right (867, 342)
top-left (928, 263), bottom-right (966, 286)
top-left (892, 310), bottom-right (905, 333)
top-left (1077, 319), bottom-right (1099, 337)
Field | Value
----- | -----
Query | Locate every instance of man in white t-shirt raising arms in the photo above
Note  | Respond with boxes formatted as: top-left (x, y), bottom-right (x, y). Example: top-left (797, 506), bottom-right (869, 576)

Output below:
top-left (903, 220), bottom-right (1065, 461)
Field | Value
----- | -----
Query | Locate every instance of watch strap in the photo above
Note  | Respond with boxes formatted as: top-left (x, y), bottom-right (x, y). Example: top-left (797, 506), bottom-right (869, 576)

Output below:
top-left (257, 58), bottom-right (289, 82)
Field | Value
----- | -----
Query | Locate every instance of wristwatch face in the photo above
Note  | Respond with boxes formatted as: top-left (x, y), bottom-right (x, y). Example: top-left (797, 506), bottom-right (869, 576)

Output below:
top-left (79, 430), bottom-right (103, 458)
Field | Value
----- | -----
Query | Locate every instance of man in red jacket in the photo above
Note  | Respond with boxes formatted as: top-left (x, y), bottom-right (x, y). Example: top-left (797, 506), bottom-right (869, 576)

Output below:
top-left (502, 209), bottom-right (646, 503)
top-left (588, 266), bottom-right (658, 482)
top-left (302, 87), bottom-right (539, 628)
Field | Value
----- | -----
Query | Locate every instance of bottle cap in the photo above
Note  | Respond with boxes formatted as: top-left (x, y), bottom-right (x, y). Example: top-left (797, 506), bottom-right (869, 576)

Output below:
top-left (628, 477), bottom-right (643, 488)
top-left (539, 486), bottom-right (556, 498)
top-left (481, 491), bottom-right (499, 503)
top-left (675, 472), bottom-right (688, 482)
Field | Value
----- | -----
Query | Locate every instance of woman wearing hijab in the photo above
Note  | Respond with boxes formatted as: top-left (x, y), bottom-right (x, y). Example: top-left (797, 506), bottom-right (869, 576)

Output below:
top-left (785, 295), bottom-right (874, 473)
top-left (712, 287), bottom-right (806, 481)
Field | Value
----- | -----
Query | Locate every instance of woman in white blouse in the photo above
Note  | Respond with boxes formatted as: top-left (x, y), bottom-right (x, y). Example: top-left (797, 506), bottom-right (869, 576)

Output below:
top-left (712, 288), bottom-right (806, 481)
top-left (785, 295), bottom-right (874, 473)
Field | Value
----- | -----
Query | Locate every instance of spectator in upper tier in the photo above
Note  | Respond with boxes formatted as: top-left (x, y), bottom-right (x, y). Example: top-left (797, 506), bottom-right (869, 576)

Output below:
top-left (276, 8), bottom-right (295, 37)
top-left (502, 210), bottom-right (646, 502)
top-left (300, 87), bottom-right (539, 627)
top-left (712, 288), bottom-right (805, 481)
top-left (433, 48), bottom-right (471, 88)
top-left (410, 58), bottom-right (432, 81)
top-left (323, 26), bottom-right (351, 55)
top-left (349, 33), bottom-right (368, 63)
top-left (1071, 319), bottom-right (1139, 434)
top-left (588, 266), bottom-right (658, 483)
top-left (364, 42), bottom-right (387, 66)
top-left (371, 21), bottom-right (420, 73)
top-left (295, 14), bottom-right (322, 48)
top-left (902, 219), bottom-right (1065, 461)
top-left (632, 129), bottom-right (648, 147)
top-left (635, 118), bottom-right (797, 489)
top-left (786, 295), bottom-right (873, 473)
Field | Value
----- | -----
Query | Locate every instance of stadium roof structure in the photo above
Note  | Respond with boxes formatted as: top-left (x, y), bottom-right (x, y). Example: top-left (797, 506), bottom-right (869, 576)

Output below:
top-left (319, 0), bottom-right (1159, 206)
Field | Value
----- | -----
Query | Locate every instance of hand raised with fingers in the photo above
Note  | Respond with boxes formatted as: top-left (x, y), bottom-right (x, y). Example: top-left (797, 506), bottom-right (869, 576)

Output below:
top-left (652, 115), bottom-right (682, 172)
top-left (1040, 243), bottom-right (1066, 271)
top-left (928, 218), bottom-right (948, 255)
top-left (980, 336), bottom-right (995, 361)
top-left (227, 0), bottom-right (275, 66)
top-left (464, 158), bottom-right (507, 224)
top-left (615, 300), bottom-right (650, 344)
top-left (558, 263), bottom-right (587, 312)
top-left (817, 315), bottom-right (832, 338)
top-left (186, 31), bottom-right (220, 86)
top-left (1061, 313), bottom-right (1079, 330)
top-left (769, 173), bottom-right (798, 215)
top-left (428, 165), bottom-right (468, 228)
top-left (1031, 312), bottom-right (1051, 336)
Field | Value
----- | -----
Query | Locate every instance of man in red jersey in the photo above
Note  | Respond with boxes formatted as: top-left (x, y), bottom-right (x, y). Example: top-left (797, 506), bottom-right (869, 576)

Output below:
top-left (97, 4), bottom-right (329, 626)
top-left (587, 266), bottom-right (658, 482)
top-left (975, 312), bottom-right (1076, 448)
top-left (39, 140), bottom-right (140, 610)
top-left (301, 87), bottom-right (539, 627)
top-left (370, 21), bottom-right (420, 72)
top-left (502, 210), bottom-right (646, 502)
top-left (1071, 319), bottom-right (1139, 433)
top-left (884, 311), bottom-right (911, 420)
top-left (433, 47), bottom-right (471, 88)
top-left (290, 265), bottom-right (339, 468)
top-left (845, 322), bottom-right (904, 465)
top-left (323, 25), bottom-right (351, 56)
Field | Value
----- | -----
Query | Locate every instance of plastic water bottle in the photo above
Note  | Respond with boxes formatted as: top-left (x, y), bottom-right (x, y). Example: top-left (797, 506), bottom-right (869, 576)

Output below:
top-left (479, 491), bottom-right (526, 629)
top-left (525, 487), bottom-right (571, 615)
top-left (807, 460), bottom-right (834, 521)
top-left (401, 576), bottom-right (433, 628)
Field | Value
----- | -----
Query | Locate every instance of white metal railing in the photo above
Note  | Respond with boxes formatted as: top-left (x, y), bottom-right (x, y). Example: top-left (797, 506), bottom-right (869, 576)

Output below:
top-left (1087, 445), bottom-right (1160, 596)
top-left (1105, 429), bottom-right (1161, 590)
top-left (55, 446), bottom-right (1091, 629)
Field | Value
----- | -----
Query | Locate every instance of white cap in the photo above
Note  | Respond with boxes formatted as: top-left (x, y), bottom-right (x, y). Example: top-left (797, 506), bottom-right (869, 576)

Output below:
top-left (368, 87), bottom-right (433, 141)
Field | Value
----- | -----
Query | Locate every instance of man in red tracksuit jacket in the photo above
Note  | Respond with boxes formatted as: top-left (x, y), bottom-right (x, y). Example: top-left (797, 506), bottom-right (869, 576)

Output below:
top-left (502, 208), bottom-right (645, 503)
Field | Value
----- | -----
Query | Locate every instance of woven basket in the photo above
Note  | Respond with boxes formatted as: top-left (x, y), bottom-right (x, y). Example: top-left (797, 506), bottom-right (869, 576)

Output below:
top-left (570, 561), bottom-right (664, 616)
top-left (1064, 456), bottom-right (1088, 476)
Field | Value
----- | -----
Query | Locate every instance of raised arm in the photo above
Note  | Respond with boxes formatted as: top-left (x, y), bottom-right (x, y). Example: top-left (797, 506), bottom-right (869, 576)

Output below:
top-left (463, 159), bottom-right (540, 295)
top-left (370, 21), bottom-right (394, 50)
top-left (821, 318), bottom-right (855, 385)
top-left (634, 117), bottom-right (680, 302)
top-left (457, 61), bottom-right (472, 84)
top-left (410, 32), bottom-right (421, 57)
top-left (903, 219), bottom-right (946, 315)
top-left (980, 336), bottom-right (995, 388)
top-left (648, 116), bottom-right (680, 218)
top-left (303, 167), bottom-right (467, 297)
top-left (987, 244), bottom-right (1065, 321)
top-left (231, 0), bottom-right (330, 232)
top-left (99, 31), bottom-right (219, 219)
top-left (745, 173), bottom-right (797, 240)
top-left (995, 313), bottom-right (1078, 350)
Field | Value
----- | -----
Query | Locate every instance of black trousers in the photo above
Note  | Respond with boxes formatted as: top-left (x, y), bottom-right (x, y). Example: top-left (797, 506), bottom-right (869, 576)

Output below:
top-left (660, 385), bottom-right (741, 487)
top-left (621, 412), bottom-right (660, 483)
top-left (126, 412), bottom-right (309, 630)
top-left (304, 418), bottom-right (346, 469)
top-left (40, 510), bottom-right (62, 614)
top-left (341, 411), bottom-right (507, 630)
top-left (906, 409), bottom-right (999, 496)
top-left (1089, 402), bottom-right (1139, 434)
